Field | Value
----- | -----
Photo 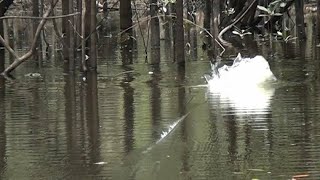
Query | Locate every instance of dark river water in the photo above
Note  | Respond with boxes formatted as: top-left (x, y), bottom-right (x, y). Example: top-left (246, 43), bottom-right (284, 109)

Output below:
top-left (1, 13), bottom-right (320, 180)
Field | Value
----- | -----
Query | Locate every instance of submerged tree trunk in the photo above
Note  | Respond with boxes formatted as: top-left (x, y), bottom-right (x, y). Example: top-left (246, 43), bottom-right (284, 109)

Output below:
top-left (150, 0), bottom-right (160, 64)
top-left (175, 0), bottom-right (185, 65)
top-left (295, 0), bottom-right (306, 39)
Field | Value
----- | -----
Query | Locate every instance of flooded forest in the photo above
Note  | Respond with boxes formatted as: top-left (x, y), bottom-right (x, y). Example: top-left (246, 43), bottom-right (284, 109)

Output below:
top-left (1, 0), bottom-right (320, 179)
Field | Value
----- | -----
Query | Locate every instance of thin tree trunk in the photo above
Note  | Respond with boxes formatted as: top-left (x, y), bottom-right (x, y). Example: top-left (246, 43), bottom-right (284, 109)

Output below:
top-left (171, 3), bottom-right (176, 62)
top-left (150, 0), bottom-right (160, 64)
top-left (295, 0), bottom-right (306, 39)
top-left (33, 0), bottom-right (41, 65)
top-left (76, 0), bottom-right (82, 51)
top-left (212, 0), bottom-right (220, 57)
top-left (89, 0), bottom-right (97, 70)
top-left (175, 0), bottom-right (185, 65)
top-left (68, 0), bottom-right (75, 71)
top-left (62, 0), bottom-right (70, 65)
top-left (81, 0), bottom-right (87, 71)
top-left (317, 0), bottom-right (320, 39)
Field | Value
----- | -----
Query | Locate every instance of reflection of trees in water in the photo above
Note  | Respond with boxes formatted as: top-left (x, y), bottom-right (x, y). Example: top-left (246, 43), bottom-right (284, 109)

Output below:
top-left (63, 72), bottom-right (102, 176)
top-left (85, 72), bottom-right (100, 164)
top-left (121, 65), bottom-right (135, 153)
top-left (148, 65), bottom-right (161, 141)
top-left (0, 50), bottom-right (5, 179)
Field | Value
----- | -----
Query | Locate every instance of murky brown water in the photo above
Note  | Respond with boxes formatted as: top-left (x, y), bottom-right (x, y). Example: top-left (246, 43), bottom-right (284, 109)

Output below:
top-left (1, 13), bottom-right (320, 180)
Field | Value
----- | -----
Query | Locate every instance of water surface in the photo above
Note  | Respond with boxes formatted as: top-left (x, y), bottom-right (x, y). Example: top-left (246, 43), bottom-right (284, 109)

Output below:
top-left (1, 14), bottom-right (320, 180)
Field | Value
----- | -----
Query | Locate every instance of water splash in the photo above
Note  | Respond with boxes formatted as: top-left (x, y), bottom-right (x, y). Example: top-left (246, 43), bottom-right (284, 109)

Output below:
top-left (156, 113), bottom-right (189, 144)
top-left (206, 53), bottom-right (276, 90)
top-left (206, 54), bottom-right (276, 111)
top-left (142, 113), bottom-right (189, 154)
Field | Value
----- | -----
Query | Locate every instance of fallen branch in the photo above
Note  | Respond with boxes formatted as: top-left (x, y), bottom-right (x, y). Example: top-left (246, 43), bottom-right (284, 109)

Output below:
top-left (0, 0), bottom-right (59, 76)
top-left (218, 0), bottom-right (257, 47)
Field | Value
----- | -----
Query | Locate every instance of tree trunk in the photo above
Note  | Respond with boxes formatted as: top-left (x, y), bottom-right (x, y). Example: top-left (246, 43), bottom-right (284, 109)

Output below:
top-left (0, 0), bottom-right (13, 73)
top-left (76, 0), bottom-right (82, 51)
top-left (0, 50), bottom-right (4, 75)
top-left (295, 0), bottom-right (306, 39)
top-left (317, 0), bottom-right (320, 39)
top-left (89, 0), bottom-right (97, 70)
top-left (62, 0), bottom-right (70, 68)
top-left (175, 0), bottom-right (185, 65)
top-left (211, 0), bottom-right (220, 57)
top-left (33, 0), bottom-right (41, 65)
top-left (81, 0), bottom-right (87, 71)
top-left (68, 0), bottom-right (75, 71)
top-left (171, 3), bottom-right (176, 62)
top-left (120, 0), bottom-right (133, 65)
top-left (204, 0), bottom-right (211, 30)
top-left (150, 0), bottom-right (160, 64)
top-left (120, 0), bottom-right (132, 31)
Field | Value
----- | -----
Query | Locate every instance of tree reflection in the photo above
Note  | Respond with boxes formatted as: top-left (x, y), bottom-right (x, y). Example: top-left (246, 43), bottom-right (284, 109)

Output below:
top-left (63, 73), bottom-right (82, 172)
top-left (177, 65), bottom-right (189, 178)
top-left (0, 49), bottom-right (5, 179)
top-left (225, 114), bottom-right (238, 167)
top-left (85, 72), bottom-right (101, 168)
top-left (121, 65), bottom-right (135, 153)
top-left (148, 65), bottom-right (161, 141)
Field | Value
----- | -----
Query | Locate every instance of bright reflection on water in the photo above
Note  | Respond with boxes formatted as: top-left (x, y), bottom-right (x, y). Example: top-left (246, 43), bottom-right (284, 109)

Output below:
top-left (1, 14), bottom-right (320, 180)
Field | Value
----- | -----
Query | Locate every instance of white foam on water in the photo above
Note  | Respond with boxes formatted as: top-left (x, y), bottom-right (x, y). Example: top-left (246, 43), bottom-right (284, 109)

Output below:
top-left (206, 53), bottom-right (276, 111)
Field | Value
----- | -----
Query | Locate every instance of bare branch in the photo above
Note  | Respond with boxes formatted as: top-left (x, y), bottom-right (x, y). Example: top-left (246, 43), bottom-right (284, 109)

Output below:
top-left (0, 0), bottom-right (60, 76)
top-left (0, 12), bottom-right (80, 20)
